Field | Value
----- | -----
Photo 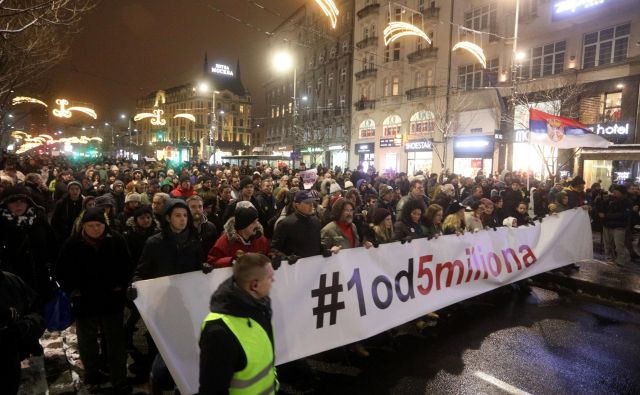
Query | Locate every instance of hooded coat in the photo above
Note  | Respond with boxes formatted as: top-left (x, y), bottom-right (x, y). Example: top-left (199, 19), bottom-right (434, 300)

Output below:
top-left (207, 217), bottom-right (270, 268)
top-left (51, 193), bottom-right (84, 242)
top-left (122, 216), bottom-right (161, 265)
top-left (199, 276), bottom-right (274, 394)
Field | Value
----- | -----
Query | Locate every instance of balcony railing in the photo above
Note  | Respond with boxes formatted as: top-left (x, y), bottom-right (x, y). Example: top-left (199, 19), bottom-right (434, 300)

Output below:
top-left (356, 36), bottom-right (378, 50)
top-left (405, 86), bottom-right (436, 100)
top-left (421, 6), bottom-right (439, 18)
top-left (407, 47), bottom-right (438, 63)
top-left (357, 2), bottom-right (380, 19)
top-left (355, 68), bottom-right (377, 81)
top-left (354, 100), bottom-right (376, 111)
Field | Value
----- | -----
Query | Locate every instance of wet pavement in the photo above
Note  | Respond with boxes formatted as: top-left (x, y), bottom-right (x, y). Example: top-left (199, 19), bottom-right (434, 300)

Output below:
top-left (19, 286), bottom-right (640, 394)
top-left (292, 287), bottom-right (640, 395)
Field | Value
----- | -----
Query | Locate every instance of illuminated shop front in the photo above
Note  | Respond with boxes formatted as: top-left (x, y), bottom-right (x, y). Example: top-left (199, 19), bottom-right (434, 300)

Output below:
top-left (405, 140), bottom-right (433, 176)
top-left (355, 143), bottom-right (375, 172)
top-left (453, 136), bottom-right (494, 177)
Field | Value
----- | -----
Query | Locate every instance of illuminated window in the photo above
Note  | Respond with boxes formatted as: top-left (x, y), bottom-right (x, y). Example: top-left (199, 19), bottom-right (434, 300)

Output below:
top-left (601, 91), bottom-right (622, 122)
top-left (392, 77), bottom-right (400, 95)
top-left (410, 110), bottom-right (435, 134)
top-left (383, 115), bottom-right (402, 137)
top-left (359, 119), bottom-right (376, 138)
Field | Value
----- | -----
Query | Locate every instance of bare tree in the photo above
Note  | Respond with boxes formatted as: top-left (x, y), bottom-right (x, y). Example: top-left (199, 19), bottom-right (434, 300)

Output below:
top-left (0, 0), bottom-right (95, 137)
top-left (502, 77), bottom-right (586, 179)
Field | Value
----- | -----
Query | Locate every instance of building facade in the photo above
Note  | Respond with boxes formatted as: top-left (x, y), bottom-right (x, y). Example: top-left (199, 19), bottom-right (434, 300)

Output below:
top-left (264, 0), bottom-right (355, 170)
top-left (135, 57), bottom-right (252, 162)
top-left (349, 0), bottom-right (640, 182)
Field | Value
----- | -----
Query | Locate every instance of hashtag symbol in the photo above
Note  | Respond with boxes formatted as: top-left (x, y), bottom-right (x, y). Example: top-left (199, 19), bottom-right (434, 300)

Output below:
top-left (311, 272), bottom-right (345, 329)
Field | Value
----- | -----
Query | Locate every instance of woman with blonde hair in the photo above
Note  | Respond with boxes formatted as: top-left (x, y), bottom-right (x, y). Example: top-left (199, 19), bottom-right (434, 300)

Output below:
top-left (443, 201), bottom-right (466, 235)
top-left (366, 208), bottom-right (395, 245)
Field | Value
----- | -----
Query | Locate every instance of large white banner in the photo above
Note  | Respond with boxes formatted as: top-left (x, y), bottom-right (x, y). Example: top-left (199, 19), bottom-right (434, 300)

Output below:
top-left (134, 209), bottom-right (593, 394)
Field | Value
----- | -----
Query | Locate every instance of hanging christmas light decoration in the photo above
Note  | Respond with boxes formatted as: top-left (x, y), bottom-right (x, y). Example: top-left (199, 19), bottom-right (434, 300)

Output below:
top-left (384, 21), bottom-right (432, 46)
top-left (52, 99), bottom-right (97, 119)
top-left (314, 0), bottom-right (339, 29)
top-left (12, 96), bottom-right (48, 107)
top-left (174, 114), bottom-right (196, 122)
top-left (452, 40), bottom-right (487, 69)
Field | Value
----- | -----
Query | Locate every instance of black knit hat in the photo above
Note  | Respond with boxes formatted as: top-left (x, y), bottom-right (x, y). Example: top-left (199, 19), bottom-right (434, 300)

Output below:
top-left (82, 207), bottom-right (108, 225)
top-left (133, 205), bottom-right (153, 219)
top-left (234, 205), bottom-right (259, 230)
top-left (239, 176), bottom-right (253, 190)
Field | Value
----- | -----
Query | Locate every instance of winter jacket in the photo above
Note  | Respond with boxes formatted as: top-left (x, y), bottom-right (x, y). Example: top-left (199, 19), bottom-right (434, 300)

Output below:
top-left (465, 213), bottom-right (484, 232)
top-left (51, 195), bottom-right (84, 242)
top-left (0, 271), bottom-right (45, 361)
top-left (254, 192), bottom-right (277, 238)
top-left (55, 229), bottom-right (133, 317)
top-left (393, 220), bottom-right (424, 241)
top-left (196, 219), bottom-right (219, 259)
top-left (502, 189), bottom-right (524, 217)
top-left (122, 216), bottom-right (161, 265)
top-left (199, 276), bottom-right (274, 394)
top-left (207, 217), bottom-right (270, 268)
top-left (0, 198), bottom-right (57, 303)
top-left (222, 196), bottom-right (260, 224)
top-left (564, 187), bottom-right (587, 209)
top-left (271, 211), bottom-right (322, 258)
top-left (133, 227), bottom-right (204, 281)
top-left (603, 196), bottom-right (633, 229)
top-left (170, 186), bottom-right (197, 199)
top-left (321, 221), bottom-right (361, 250)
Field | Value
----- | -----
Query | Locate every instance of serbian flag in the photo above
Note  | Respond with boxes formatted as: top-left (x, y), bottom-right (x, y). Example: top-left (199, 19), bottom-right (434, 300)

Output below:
top-left (528, 109), bottom-right (611, 148)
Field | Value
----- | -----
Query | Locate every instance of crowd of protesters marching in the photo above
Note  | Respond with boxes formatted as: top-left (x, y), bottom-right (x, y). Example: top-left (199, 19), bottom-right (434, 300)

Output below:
top-left (1, 152), bottom-right (638, 394)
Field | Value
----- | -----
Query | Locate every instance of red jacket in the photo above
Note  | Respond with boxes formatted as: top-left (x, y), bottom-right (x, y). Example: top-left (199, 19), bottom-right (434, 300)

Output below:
top-left (207, 217), bottom-right (270, 268)
top-left (170, 186), bottom-right (197, 198)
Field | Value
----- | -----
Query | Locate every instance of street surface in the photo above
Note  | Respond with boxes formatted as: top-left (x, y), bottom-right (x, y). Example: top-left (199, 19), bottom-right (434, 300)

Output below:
top-left (18, 286), bottom-right (640, 394)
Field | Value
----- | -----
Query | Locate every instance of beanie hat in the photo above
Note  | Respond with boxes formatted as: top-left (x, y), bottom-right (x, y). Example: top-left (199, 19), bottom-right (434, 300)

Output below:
top-left (125, 192), bottom-right (141, 203)
top-left (133, 205), bottom-right (153, 219)
top-left (67, 181), bottom-right (82, 191)
top-left (234, 205), bottom-right (259, 230)
top-left (239, 176), bottom-right (253, 190)
top-left (379, 184), bottom-right (393, 198)
top-left (344, 180), bottom-right (354, 189)
top-left (95, 194), bottom-right (115, 208)
top-left (112, 180), bottom-right (125, 188)
top-left (329, 182), bottom-right (342, 195)
top-left (82, 207), bottom-right (107, 225)
top-left (372, 208), bottom-right (391, 225)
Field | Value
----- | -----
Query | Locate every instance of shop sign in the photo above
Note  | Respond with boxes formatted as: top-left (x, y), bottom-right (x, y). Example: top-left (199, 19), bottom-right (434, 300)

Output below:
top-left (380, 137), bottom-right (401, 148)
top-left (300, 147), bottom-right (324, 153)
top-left (554, 0), bottom-right (605, 15)
top-left (590, 123), bottom-right (630, 136)
top-left (404, 140), bottom-right (432, 152)
top-left (453, 136), bottom-right (494, 158)
top-left (355, 143), bottom-right (374, 154)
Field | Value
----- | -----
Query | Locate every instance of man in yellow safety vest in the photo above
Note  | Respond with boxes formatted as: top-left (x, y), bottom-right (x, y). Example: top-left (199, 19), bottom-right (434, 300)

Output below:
top-left (199, 252), bottom-right (278, 394)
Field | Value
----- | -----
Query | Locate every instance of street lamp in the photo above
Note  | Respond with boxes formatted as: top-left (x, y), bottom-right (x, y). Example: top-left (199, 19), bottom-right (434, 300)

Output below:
top-left (272, 51), bottom-right (300, 163)
top-left (199, 81), bottom-right (220, 162)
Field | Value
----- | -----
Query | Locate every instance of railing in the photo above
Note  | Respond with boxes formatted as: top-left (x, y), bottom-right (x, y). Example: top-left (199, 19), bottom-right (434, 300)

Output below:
top-left (355, 68), bottom-right (377, 81)
top-left (357, 2), bottom-right (380, 19)
top-left (356, 36), bottom-right (378, 50)
top-left (422, 6), bottom-right (439, 18)
top-left (407, 47), bottom-right (438, 63)
top-left (354, 100), bottom-right (376, 111)
top-left (405, 86), bottom-right (436, 100)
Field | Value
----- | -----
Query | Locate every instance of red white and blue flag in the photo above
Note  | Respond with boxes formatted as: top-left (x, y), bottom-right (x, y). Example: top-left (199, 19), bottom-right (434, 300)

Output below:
top-left (528, 108), bottom-right (611, 148)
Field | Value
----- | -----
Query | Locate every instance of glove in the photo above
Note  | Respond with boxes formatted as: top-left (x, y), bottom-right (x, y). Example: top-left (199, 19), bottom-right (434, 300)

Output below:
top-left (202, 262), bottom-right (214, 274)
top-left (321, 248), bottom-right (333, 258)
top-left (271, 254), bottom-right (283, 270)
top-left (371, 240), bottom-right (380, 248)
top-left (287, 254), bottom-right (300, 265)
top-left (126, 286), bottom-right (138, 301)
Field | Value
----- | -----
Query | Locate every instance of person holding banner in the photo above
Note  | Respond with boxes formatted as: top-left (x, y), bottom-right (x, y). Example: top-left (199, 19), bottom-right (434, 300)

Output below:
top-left (200, 252), bottom-right (277, 394)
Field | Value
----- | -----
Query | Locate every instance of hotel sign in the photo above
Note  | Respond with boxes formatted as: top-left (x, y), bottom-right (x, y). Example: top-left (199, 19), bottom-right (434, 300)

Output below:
top-left (554, 0), bottom-right (605, 15)
top-left (211, 64), bottom-right (234, 77)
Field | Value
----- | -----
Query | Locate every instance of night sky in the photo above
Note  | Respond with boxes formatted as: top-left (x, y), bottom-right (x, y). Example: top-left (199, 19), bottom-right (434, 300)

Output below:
top-left (48, 0), bottom-right (304, 124)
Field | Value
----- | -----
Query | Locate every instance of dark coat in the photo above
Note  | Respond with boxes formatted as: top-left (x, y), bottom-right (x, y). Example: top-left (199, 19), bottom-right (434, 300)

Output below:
top-left (502, 189), bottom-right (524, 217)
top-left (122, 216), bottom-right (161, 265)
top-left (51, 195), bottom-right (84, 242)
top-left (133, 227), bottom-right (203, 281)
top-left (199, 277), bottom-right (273, 395)
top-left (0, 202), bottom-right (57, 302)
top-left (603, 196), bottom-right (633, 229)
top-left (55, 230), bottom-right (133, 317)
top-left (197, 220), bottom-right (219, 259)
top-left (393, 220), bottom-right (424, 241)
top-left (254, 192), bottom-right (277, 238)
top-left (271, 211), bottom-right (322, 258)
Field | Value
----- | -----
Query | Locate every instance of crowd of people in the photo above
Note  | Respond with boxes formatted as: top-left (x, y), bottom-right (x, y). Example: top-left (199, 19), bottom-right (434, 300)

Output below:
top-left (1, 153), bottom-right (638, 394)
